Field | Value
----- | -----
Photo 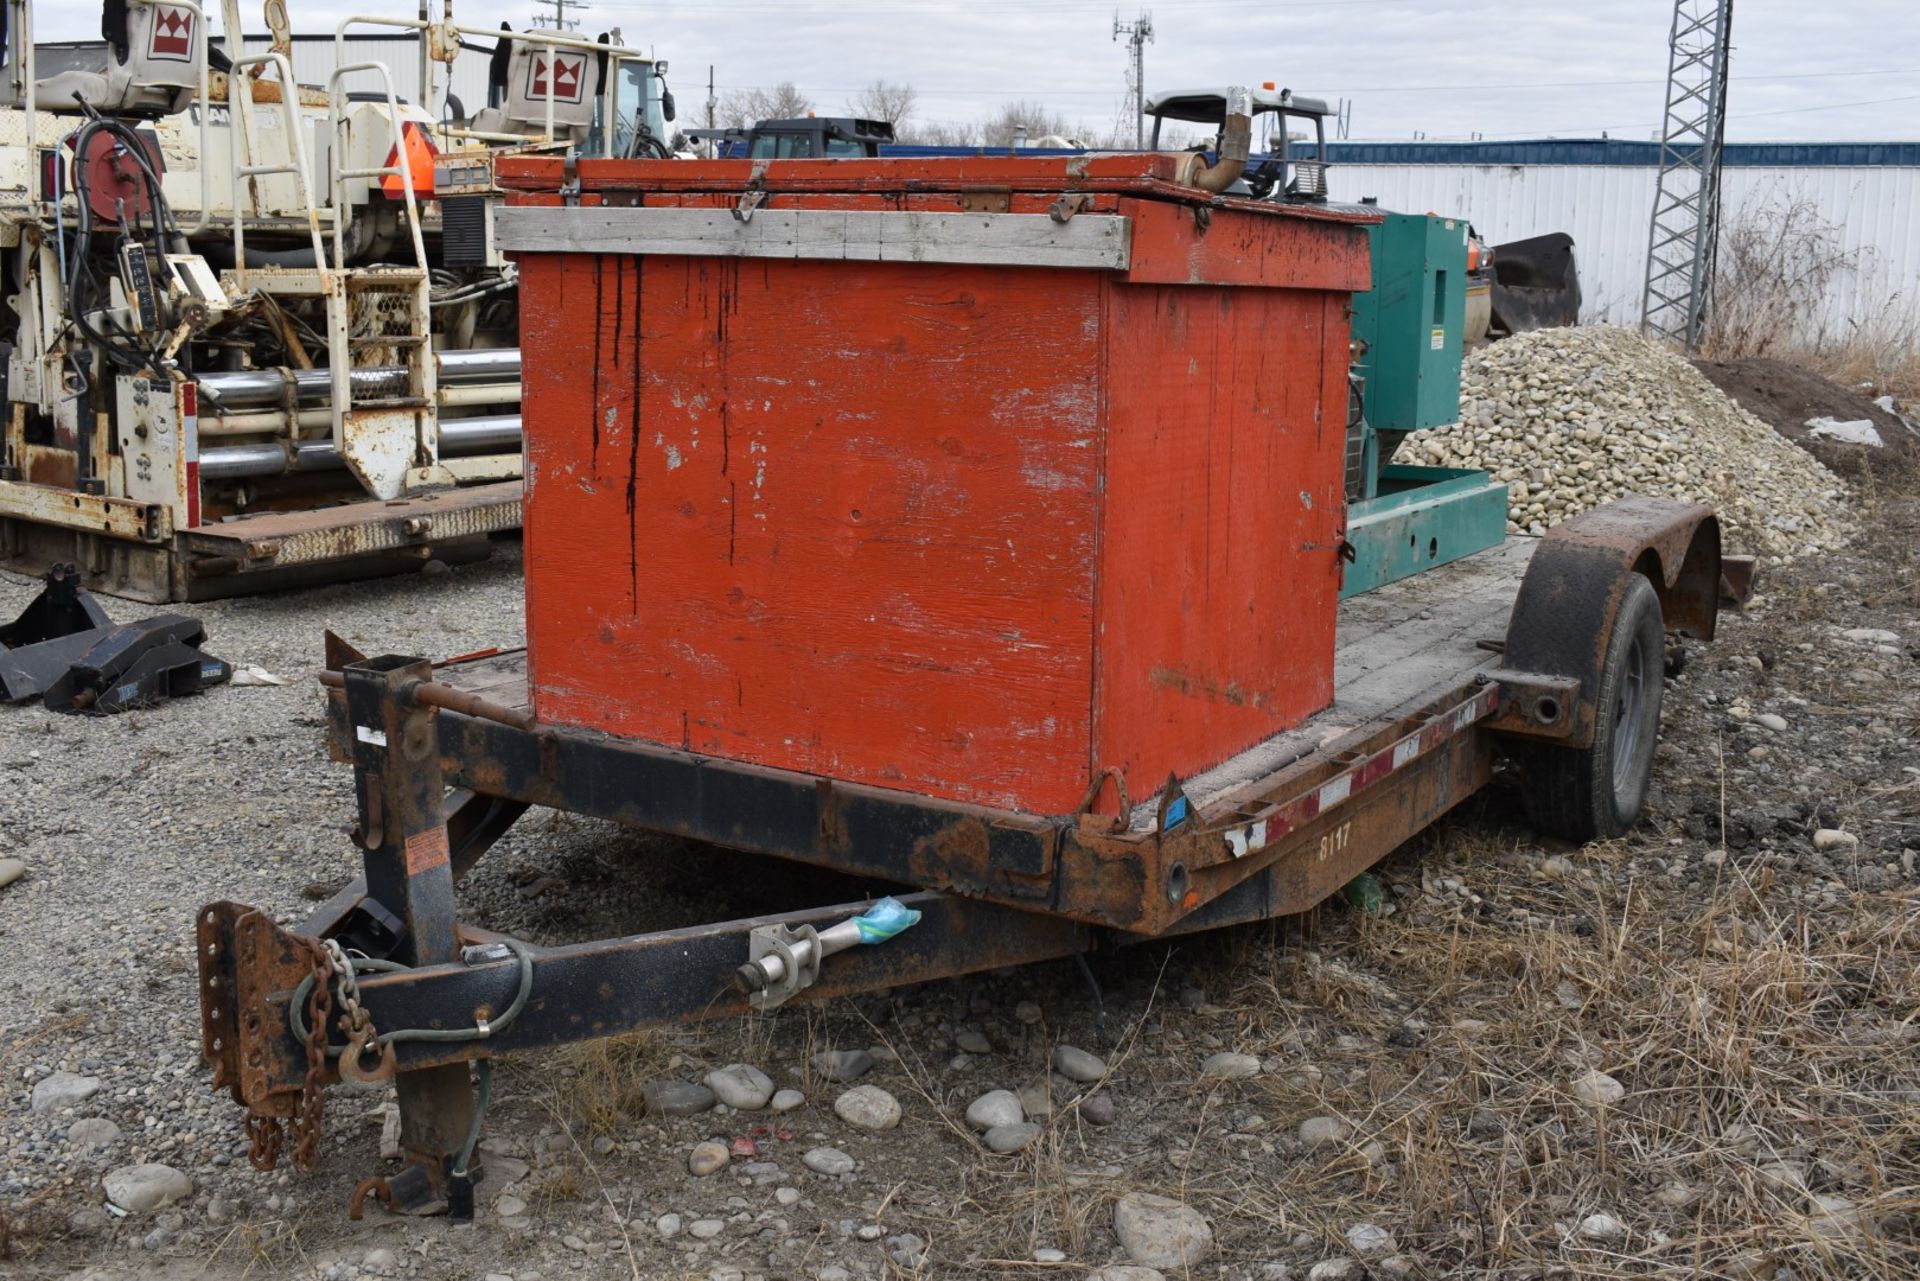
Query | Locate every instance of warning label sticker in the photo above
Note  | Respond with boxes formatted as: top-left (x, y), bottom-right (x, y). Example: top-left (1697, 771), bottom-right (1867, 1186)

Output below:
top-left (405, 825), bottom-right (451, 876)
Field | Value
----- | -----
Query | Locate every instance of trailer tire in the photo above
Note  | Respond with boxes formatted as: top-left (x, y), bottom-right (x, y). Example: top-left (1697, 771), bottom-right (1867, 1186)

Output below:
top-left (1522, 573), bottom-right (1664, 842)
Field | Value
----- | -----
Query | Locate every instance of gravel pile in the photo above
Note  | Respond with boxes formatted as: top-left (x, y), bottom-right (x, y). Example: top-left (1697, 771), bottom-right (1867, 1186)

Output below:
top-left (1402, 326), bottom-right (1854, 559)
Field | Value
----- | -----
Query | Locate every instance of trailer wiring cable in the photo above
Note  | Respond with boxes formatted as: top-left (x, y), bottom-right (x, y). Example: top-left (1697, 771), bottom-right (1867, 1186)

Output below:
top-left (286, 935), bottom-right (536, 1058)
top-left (450, 1059), bottom-right (493, 1182)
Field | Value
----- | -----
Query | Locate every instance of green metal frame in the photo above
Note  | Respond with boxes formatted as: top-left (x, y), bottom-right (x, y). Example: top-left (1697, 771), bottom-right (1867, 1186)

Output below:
top-left (1340, 465), bottom-right (1510, 599)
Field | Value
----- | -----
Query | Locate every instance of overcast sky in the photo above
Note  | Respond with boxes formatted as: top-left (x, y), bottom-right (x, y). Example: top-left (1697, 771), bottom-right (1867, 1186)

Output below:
top-left (37, 0), bottom-right (1920, 143)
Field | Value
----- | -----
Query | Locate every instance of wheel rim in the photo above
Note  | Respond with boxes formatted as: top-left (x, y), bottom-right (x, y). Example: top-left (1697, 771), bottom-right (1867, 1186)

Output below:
top-left (1610, 633), bottom-right (1648, 795)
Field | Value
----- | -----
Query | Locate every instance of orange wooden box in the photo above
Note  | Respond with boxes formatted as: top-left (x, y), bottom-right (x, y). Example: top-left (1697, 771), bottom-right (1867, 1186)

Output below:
top-left (501, 156), bottom-right (1376, 816)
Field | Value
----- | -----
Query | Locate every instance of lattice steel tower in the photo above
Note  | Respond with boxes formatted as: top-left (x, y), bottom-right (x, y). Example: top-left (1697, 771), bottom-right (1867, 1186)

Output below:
top-left (1113, 11), bottom-right (1154, 150)
top-left (1640, 0), bottom-right (1734, 351)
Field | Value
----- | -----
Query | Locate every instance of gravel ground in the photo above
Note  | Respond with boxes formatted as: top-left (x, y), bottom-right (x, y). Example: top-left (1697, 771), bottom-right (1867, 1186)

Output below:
top-left (2, 459), bottom-right (1916, 1281)
top-left (1405, 326), bottom-right (1854, 559)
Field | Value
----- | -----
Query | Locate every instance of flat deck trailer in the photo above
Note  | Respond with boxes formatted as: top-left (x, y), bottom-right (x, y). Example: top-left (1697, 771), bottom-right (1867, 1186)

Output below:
top-left (197, 149), bottom-right (1749, 1218)
top-left (199, 500), bottom-right (1746, 1215)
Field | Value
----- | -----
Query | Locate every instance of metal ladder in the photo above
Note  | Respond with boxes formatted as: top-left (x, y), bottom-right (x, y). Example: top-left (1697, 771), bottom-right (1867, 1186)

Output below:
top-left (226, 52), bottom-right (329, 288)
top-left (222, 54), bottom-right (436, 500)
top-left (322, 61), bottom-right (438, 501)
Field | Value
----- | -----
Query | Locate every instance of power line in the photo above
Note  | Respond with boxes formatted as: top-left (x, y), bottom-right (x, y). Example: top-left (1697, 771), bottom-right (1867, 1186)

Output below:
top-left (531, 0), bottom-right (589, 31)
top-left (706, 64), bottom-right (1920, 101)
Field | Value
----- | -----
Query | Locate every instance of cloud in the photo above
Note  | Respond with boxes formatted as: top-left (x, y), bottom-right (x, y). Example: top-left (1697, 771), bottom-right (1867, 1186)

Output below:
top-left (29, 0), bottom-right (1917, 141)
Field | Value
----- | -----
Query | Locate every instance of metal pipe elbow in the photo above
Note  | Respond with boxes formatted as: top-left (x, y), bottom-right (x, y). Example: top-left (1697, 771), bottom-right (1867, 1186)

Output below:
top-left (1181, 86), bottom-right (1253, 193)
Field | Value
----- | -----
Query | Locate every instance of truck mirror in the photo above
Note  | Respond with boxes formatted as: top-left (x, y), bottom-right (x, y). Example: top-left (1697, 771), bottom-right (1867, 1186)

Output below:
top-left (662, 88), bottom-right (676, 122)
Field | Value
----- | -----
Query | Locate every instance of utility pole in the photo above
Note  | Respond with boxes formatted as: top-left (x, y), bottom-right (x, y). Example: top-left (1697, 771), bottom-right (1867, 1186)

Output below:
top-left (532, 0), bottom-right (587, 30)
top-left (1112, 10), bottom-right (1153, 149)
top-left (706, 66), bottom-right (717, 158)
top-left (1641, 0), bottom-right (1734, 352)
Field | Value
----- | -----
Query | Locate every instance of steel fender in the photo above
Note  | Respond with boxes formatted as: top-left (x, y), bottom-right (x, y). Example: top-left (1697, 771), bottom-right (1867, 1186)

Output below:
top-left (1497, 497), bottom-right (1723, 748)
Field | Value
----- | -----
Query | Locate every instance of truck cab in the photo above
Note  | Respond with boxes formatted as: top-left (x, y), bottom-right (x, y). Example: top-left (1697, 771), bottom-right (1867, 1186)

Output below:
top-left (1145, 86), bottom-right (1332, 201)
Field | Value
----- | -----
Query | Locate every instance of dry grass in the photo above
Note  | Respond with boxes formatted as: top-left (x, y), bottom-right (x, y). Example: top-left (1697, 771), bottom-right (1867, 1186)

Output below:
top-left (1242, 833), bottom-right (1920, 1273)
top-left (903, 817), bottom-right (1920, 1277)
top-left (1700, 194), bottom-right (1920, 404)
top-left (202, 1212), bottom-right (325, 1279)
top-left (1801, 339), bottom-right (1920, 408)
top-left (538, 1029), bottom-right (675, 1139)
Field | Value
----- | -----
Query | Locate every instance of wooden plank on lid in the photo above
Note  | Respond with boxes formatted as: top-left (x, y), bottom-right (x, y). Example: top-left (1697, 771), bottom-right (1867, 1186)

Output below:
top-left (497, 205), bottom-right (1133, 270)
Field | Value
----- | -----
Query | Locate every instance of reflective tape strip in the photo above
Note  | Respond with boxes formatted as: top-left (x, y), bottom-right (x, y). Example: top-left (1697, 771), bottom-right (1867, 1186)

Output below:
top-left (1213, 684), bottom-right (1500, 860)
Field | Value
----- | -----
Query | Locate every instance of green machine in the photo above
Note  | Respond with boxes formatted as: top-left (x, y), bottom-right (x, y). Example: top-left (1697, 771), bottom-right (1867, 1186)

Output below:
top-left (1341, 211), bottom-right (1510, 598)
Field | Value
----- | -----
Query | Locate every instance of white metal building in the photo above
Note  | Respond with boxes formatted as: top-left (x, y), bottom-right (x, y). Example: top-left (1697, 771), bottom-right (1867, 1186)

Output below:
top-left (1324, 140), bottom-right (1920, 340)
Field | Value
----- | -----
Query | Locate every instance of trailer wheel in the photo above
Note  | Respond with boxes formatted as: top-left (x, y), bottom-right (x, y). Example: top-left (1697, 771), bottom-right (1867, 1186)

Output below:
top-left (1522, 573), bottom-right (1664, 842)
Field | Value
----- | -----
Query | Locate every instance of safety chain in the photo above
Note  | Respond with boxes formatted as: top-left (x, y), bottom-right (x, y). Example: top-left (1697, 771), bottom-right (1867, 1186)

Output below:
top-left (242, 938), bottom-right (334, 1172)
top-left (290, 938), bottom-right (336, 1172)
top-left (324, 938), bottom-right (376, 1056)
top-left (243, 1111), bottom-right (282, 1171)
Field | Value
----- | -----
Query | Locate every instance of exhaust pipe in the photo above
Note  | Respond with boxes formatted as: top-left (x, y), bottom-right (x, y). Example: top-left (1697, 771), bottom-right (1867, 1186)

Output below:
top-left (1180, 85), bottom-right (1253, 193)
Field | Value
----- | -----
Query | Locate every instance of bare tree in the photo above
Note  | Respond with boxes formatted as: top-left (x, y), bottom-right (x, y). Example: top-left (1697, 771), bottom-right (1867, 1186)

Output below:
top-left (913, 118), bottom-right (983, 147)
top-left (718, 82), bottom-right (814, 129)
top-left (848, 80), bottom-right (916, 131)
top-left (982, 100), bottom-right (1072, 148)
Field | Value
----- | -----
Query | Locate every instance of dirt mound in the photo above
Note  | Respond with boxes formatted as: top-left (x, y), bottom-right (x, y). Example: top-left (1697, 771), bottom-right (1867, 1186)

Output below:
top-left (1693, 356), bottom-right (1920, 474)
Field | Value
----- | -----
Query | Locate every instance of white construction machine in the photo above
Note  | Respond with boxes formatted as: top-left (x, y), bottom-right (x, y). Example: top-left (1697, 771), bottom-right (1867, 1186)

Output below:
top-left (0, 0), bottom-right (673, 599)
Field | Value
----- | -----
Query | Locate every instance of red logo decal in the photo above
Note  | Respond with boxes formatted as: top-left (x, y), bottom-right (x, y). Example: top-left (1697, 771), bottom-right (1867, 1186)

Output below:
top-left (148, 6), bottom-right (194, 61)
top-left (529, 52), bottom-right (586, 105)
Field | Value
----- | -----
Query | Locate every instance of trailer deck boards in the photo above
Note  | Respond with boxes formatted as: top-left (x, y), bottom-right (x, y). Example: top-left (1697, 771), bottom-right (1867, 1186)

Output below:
top-left (430, 534), bottom-right (1538, 827)
top-left (1162, 535), bottom-right (1536, 826)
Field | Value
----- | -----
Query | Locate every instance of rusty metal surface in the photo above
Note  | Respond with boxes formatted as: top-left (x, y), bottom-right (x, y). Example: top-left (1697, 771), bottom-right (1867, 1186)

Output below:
top-left (0, 478), bottom-right (167, 542)
top-left (495, 154), bottom-right (1386, 231)
top-left (1158, 718), bottom-right (1493, 934)
top-left (0, 518), bottom-right (179, 603)
top-left (1499, 497), bottom-right (1725, 749)
top-left (320, 652), bottom-right (1504, 935)
top-left (342, 656), bottom-right (477, 1184)
top-left (319, 668), bottom-right (534, 732)
top-left (197, 901), bottom-right (337, 1169)
top-left (213, 890), bottom-right (1088, 1094)
top-left (183, 481), bottom-right (520, 569)
top-left (1482, 669), bottom-right (1585, 739)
